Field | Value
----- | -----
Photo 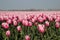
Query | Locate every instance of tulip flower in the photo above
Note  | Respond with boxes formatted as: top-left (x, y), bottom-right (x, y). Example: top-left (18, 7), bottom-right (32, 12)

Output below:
top-left (3, 16), bottom-right (9, 21)
top-left (22, 20), bottom-right (28, 26)
top-left (47, 16), bottom-right (53, 21)
top-left (37, 24), bottom-right (45, 33)
top-left (17, 26), bottom-right (22, 32)
top-left (6, 30), bottom-right (10, 37)
top-left (2, 22), bottom-right (9, 29)
top-left (7, 19), bottom-right (12, 24)
top-left (38, 16), bottom-right (44, 23)
top-left (25, 35), bottom-right (30, 40)
top-left (45, 21), bottom-right (49, 27)
top-left (13, 21), bottom-right (18, 26)
top-left (28, 21), bottom-right (32, 27)
top-left (55, 22), bottom-right (60, 28)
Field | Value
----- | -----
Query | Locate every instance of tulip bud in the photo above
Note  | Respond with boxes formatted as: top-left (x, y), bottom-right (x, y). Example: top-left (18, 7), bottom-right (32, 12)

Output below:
top-left (13, 21), bottom-right (18, 26)
top-left (55, 22), bottom-right (60, 28)
top-left (3, 16), bottom-right (9, 21)
top-left (22, 20), bottom-right (28, 26)
top-left (2, 22), bottom-right (9, 29)
top-left (47, 16), bottom-right (53, 21)
top-left (38, 17), bottom-right (44, 23)
top-left (55, 17), bottom-right (60, 22)
top-left (37, 24), bottom-right (45, 33)
top-left (6, 30), bottom-right (10, 37)
top-left (45, 21), bottom-right (49, 27)
top-left (25, 35), bottom-right (30, 40)
top-left (17, 26), bottom-right (22, 32)
top-left (7, 19), bottom-right (12, 24)
top-left (28, 22), bottom-right (32, 27)
top-left (31, 18), bottom-right (35, 23)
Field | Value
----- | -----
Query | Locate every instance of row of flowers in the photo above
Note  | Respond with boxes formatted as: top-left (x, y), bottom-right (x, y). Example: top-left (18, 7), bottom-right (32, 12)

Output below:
top-left (0, 13), bottom-right (60, 40)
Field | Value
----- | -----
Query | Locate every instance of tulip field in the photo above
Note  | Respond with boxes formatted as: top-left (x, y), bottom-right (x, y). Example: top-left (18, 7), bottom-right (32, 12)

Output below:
top-left (0, 11), bottom-right (60, 40)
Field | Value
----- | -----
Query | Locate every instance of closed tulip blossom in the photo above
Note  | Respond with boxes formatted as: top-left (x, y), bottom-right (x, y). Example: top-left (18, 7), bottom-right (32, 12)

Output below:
top-left (7, 19), bottom-right (12, 24)
top-left (38, 16), bottom-right (44, 23)
top-left (55, 22), bottom-right (60, 28)
top-left (17, 26), bottom-right (22, 32)
top-left (3, 16), bottom-right (9, 21)
top-left (37, 24), bottom-right (45, 33)
top-left (55, 17), bottom-right (60, 22)
top-left (13, 21), bottom-right (18, 26)
top-left (31, 18), bottom-right (36, 23)
top-left (2, 22), bottom-right (9, 29)
top-left (28, 22), bottom-right (32, 27)
top-left (45, 21), bottom-right (49, 27)
top-left (47, 16), bottom-right (53, 21)
top-left (25, 35), bottom-right (30, 40)
top-left (6, 30), bottom-right (10, 37)
top-left (22, 20), bottom-right (28, 26)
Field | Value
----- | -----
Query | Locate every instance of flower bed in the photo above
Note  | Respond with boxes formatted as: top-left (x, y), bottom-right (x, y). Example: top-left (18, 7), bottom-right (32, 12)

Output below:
top-left (0, 11), bottom-right (60, 40)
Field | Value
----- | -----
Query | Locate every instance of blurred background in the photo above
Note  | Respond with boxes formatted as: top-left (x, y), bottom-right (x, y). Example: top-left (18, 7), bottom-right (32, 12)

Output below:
top-left (0, 0), bottom-right (60, 10)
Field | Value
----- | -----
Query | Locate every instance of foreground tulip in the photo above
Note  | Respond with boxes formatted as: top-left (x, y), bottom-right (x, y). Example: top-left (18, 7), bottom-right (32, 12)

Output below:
top-left (13, 21), bottom-right (18, 26)
top-left (45, 21), bottom-right (49, 27)
top-left (7, 19), bottom-right (12, 24)
top-left (25, 35), bottom-right (30, 40)
top-left (37, 24), bottom-right (45, 33)
top-left (2, 22), bottom-right (9, 29)
top-left (6, 30), bottom-right (10, 37)
top-left (28, 22), bottom-right (32, 27)
top-left (22, 20), bottom-right (28, 26)
top-left (17, 26), bottom-right (22, 32)
top-left (55, 22), bottom-right (60, 28)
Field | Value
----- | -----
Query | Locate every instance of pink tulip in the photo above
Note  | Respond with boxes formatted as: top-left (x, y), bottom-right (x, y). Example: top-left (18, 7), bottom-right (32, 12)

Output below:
top-left (12, 18), bottom-right (17, 21)
top-left (0, 16), bottom-right (4, 21)
top-left (28, 22), bottom-right (32, 27)
top-left (38, 16), bottom-right (44, 23)
top-left (25, 35), bottom-right (30, 40)
top-left (55, 16), bottom-right (60, 22)
top-left (42, 14), bottom-right (47, 21)
top-left (22, 20), bottom-right (28, 26)
top-left (17, 26), bottom-right (22, 32)
top-left (6, 30), bottom-right (10, 37)
top-left (45, 21), bottom-right (49, 27)
top-left (43, 16), bottom-right (47, 21)
top-left (47, 16), bottom-right (53, 21)
top-left (37, 24), bottom-right (45, 33)
top-left (26, 14), bottom-right (32, 20)
top-left (7, 19), bottom-right (12, 24)
top-left (55, 22), bottom-right (60, 28)
top-left (18, 17), bottom-right (23, 22)
top-left (2, 22), bottom-right (9, 29)
top-left (3, 16), bottom-right (9, 21)
top-left (31, 18), bottom-right (36, 23)
top-left (8, 15), bottom-right (13, 20)
top-left (13, 21), bottom-right (18, 26)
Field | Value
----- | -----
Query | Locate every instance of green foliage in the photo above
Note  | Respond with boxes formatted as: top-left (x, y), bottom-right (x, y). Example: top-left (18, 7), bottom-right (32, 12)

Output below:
top-left (0, 21), bottom-right (60, 40)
